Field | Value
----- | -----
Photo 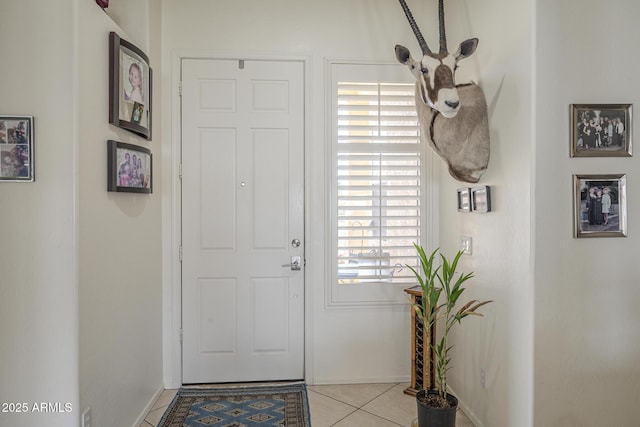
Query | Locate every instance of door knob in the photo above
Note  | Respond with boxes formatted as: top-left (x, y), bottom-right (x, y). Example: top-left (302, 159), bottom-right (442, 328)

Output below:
top-left (282, 256), bottom-right (302, 271)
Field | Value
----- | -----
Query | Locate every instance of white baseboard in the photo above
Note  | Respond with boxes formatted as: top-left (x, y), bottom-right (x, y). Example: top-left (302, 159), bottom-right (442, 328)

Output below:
top-left (448, 385), bottom-right (485, 427)
top-left (308, 375), bottom-right (410, 386)
top-left (131, 386), bottom-right (165, 427)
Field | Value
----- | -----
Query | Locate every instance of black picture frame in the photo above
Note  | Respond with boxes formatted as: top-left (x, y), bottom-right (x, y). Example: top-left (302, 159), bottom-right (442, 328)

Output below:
top-left (109, 32), bottom-right (152, 140)
top-left (107, 140), bottom-right (152, 193)
top-left (573, 174), bottom-right (626, 238)
top-left (570, 104), bottom-right (631, 157)
top-left (0, 115), bottom-right (34, 182)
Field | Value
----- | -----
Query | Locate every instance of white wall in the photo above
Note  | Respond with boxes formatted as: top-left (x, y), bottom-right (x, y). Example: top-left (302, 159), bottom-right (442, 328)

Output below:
top-left (436, 0), bottom-right (534, 426)
top-left (534, 1), bottom-right (640, 425)
top-left (160, 0), bottom-right (445, 386)
top-left (107, 0), bottom-right (150, 52)
top-left (0, 1), bottom-right (163, 426)
top-left (78, 1), bottom-right (163, 427)
top-left (0, 1), bottom-right (79, 426)
top-left (6, 1), bottom-right (630, 426)
top-left (159, 4), bottom-right (538, 426)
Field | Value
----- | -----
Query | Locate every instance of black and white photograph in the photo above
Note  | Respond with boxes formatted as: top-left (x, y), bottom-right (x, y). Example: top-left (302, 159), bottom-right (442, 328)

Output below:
top-left (107, 140), bottom-right (152, 194)
top-left (574, 174), bottom-right (627, 238)
top-left (0, 116), bottom-right (34, 182)
top-left (109, 32), bottom-right (153, 140)
top-left (570, 104), bottom-right (631, 157)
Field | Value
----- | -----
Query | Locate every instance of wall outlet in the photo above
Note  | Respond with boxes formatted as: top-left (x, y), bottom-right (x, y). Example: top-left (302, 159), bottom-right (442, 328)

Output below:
top-left (81, 407), bottom-right (91, 427)
top-left (480, 368), bottom-right (487, 389)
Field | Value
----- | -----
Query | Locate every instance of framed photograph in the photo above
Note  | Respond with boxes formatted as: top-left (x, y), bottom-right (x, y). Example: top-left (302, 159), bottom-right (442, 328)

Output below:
top-left (0, 116), bottom-right (34, 182)
top-left (471, 186), bottom-right (491, 213)
top-left (109, 32), bottom-right (152, 140)
top-left (107, 140), bottom-right (152, 193)
top-left (457, 188), bottom-right (471, 212)
top-left (574, 174), bottom-right (626, 238)
top-left (570, 104), bottom-right (631, 157)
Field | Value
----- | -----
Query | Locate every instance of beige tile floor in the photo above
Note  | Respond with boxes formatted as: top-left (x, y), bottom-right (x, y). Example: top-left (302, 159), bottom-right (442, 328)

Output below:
top-left (138, 383), bottom-right (474, 427)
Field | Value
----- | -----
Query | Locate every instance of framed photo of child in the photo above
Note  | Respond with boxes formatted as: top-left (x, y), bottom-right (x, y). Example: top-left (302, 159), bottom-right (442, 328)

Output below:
top-left (570, 104), bottom-right (631, 157)
top-left (109, 32), bottom-right (152, 140)
top-left (573, 174), bottom-right (627, 238)
top-left (0, 116), bottom-right (34, 182)
top-left (107, 140), bottom-right (152, 194)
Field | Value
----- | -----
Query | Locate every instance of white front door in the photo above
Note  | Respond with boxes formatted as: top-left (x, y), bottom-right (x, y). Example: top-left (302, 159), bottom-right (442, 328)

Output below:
top-left (181, 58), bottom-right (305, 383)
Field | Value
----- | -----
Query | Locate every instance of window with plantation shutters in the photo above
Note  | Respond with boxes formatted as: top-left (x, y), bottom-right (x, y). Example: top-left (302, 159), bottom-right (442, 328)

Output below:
top-left (329, 62), bottom-right (426, 306)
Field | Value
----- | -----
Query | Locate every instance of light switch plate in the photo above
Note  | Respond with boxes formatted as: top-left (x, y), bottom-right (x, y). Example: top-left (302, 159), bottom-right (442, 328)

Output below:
top-left (460, 235), bottom-right (472, 255)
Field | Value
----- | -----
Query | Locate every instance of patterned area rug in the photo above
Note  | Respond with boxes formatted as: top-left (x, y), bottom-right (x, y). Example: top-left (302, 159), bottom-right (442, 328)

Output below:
top-left (158, 382), bottom-right (311, 427)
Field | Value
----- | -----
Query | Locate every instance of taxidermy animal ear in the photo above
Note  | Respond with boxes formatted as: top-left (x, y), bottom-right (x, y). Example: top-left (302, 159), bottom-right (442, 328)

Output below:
top-left (395, 45), bottom-right (412, 65)
top-left (455, 38), bottom-right (479, 62)
top-left (395, 45), bottom-right (423, 83)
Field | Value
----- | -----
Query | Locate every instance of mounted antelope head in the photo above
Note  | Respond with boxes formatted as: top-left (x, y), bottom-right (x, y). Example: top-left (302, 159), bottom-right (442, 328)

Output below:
top-left (395, 0), bottom-right (490, 183)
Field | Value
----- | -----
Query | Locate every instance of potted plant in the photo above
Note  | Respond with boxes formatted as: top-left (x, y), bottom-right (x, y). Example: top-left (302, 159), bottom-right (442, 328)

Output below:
top-left (407, 244), bottom-right (492, 427)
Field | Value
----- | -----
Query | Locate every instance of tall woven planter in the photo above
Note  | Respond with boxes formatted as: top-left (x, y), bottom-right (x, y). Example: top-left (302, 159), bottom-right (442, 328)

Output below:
top-left (416, 390), bottom-right (458, 427)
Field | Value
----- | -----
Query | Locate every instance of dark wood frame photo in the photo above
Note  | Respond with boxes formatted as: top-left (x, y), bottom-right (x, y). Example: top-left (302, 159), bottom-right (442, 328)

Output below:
top-left (107, 140), bottom-right (152, 194)
top-left (0, 115), bottom-right (34, 182)
top-left (109, 32), bottom-right (152, 140)
top-left (570, 104), bottom-right (631, 157)
top-left (573, 174), bottom-right (626, 238)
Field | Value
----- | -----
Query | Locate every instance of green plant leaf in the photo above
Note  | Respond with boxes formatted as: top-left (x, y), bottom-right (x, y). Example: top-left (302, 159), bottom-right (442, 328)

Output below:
top-left (407, 244), bottom-right (493, 396)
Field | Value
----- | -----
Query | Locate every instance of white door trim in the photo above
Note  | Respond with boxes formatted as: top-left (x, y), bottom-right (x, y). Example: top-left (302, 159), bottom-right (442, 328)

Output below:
top-left (163, 50), bottom-right (313, 388)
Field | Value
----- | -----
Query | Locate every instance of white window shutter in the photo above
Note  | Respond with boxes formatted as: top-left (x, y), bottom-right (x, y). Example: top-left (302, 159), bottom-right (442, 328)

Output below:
top-left (336, 81), bottom-right (422, 286)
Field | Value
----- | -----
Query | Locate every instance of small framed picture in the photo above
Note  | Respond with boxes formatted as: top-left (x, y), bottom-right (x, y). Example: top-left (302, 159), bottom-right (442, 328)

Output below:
top-left (109, 32), bottom-right (152, 140)
top-left (107, 140), bottom-right (152, 193)
top-left (457, 188), bottom-right (471, 212)
top-left (0, 116), bottom-right (34, 182)
top-left (570, 104), bottom-right (631, 157)
top-left (574, 174), bottom-right (626, 238)
top-left (471, 186), bottom-right (491, 213)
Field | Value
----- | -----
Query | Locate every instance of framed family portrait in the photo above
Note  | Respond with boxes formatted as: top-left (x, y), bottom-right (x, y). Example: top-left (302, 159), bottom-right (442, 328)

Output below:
top-left (570, 104), bottom-right (631, 157)
top-left (0, 115), bottom-right (34, 182)
top-left (107, 140), bottom-right (152, 194)
top-left (109, 32), bottom-right (152, 140)
top-left (573, 174), bottom-right (626, 238)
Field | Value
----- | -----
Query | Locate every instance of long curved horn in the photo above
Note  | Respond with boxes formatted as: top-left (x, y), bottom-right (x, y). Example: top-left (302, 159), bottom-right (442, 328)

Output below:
top-left (398, 0), bottom-right (431, 55)
top-left (438, 0), bottom-right (447, 53)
